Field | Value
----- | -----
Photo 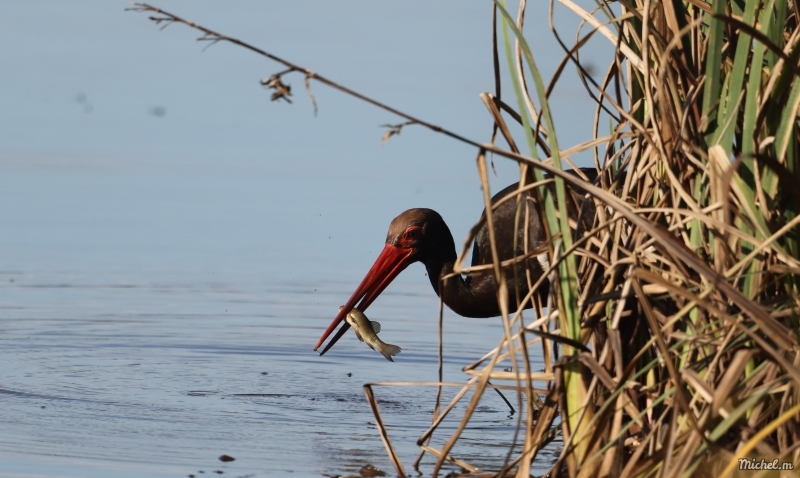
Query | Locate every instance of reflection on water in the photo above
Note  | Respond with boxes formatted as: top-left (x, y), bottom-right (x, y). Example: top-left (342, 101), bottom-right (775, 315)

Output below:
top-left (0, 271), bottom-right (559, 477)
top-left (0, 169), bottom-right (558, 477)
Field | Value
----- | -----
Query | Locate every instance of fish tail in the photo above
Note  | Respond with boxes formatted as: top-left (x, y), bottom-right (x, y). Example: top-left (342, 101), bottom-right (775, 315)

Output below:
top-left (378, 343), bottom-right (402, 362)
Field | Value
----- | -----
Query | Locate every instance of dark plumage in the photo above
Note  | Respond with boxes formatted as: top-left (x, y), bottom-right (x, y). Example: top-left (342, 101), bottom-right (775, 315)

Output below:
top-left (314, 168), bottom-right (597, 355)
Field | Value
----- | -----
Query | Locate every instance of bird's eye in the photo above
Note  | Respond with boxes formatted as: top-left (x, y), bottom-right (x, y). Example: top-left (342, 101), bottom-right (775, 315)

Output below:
top-left (404, 228), bottom-right (420, 240)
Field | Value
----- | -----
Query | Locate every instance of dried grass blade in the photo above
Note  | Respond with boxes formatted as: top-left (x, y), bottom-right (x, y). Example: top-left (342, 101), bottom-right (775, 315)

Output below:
top-left (418, 445), bottom-right (480, 473)
top-left (573, 353), bottom-right (644, 427)
top-left (479, 145), bottom-right (796, 349)
top-left (363, 384), bottom-right (406, 477)
top-left (557, 0), bottom-right (643, 72)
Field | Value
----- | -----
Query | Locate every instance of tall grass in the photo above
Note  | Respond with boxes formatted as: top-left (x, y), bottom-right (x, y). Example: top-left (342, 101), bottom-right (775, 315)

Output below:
top-left (447, 0), bottom-right (800, 476)
top-left (132, 1), bottom-right (800, 476)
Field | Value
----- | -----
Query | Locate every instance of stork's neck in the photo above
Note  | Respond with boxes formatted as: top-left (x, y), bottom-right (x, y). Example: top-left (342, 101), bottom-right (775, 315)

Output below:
top-left (423, 253), bottom-right (501, 319)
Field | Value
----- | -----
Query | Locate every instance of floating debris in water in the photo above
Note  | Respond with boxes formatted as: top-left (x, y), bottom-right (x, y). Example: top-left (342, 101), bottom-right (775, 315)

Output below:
top-left (218, 454), bottom-right (235, 462)
top-left (359, 464), bottom-right (387, 477)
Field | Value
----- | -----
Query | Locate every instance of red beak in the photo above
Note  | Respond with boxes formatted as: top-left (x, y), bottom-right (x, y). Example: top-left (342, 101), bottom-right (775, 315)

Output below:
top-left (314, 244), bottom-right (414, 354)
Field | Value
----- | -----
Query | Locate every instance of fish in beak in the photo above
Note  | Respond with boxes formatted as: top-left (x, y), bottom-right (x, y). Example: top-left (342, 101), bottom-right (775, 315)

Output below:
top-left (314, 243), bottom-right (414, 355)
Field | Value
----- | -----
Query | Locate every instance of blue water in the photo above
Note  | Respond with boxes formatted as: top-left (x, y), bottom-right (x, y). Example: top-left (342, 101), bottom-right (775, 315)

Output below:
top-left (0, 166), bottom-right (564, 477)
top-left (0, 1), bottom-right (609, 475)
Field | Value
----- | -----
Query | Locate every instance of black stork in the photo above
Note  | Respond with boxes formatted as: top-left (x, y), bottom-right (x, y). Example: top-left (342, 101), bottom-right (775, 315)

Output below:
top-left (314, 168), bottom-right (598, 355)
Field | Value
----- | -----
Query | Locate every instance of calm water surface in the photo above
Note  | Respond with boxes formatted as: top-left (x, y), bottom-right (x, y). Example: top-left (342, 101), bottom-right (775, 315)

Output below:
top-left (0, 170), bottom-right (557, 477)
top-left (0, 1), bottom-right (596, 472)
top-left (0, 273), bottom-right (554, 477)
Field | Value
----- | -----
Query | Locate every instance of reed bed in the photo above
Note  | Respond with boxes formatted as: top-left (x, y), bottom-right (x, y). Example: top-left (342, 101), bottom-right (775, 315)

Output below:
top-left (132, 1), bottom-right (800, 476)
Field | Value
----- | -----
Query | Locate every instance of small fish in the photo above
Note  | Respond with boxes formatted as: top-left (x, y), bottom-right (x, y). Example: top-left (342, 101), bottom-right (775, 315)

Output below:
top-left (340, 307), bottom-right (402, 362)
